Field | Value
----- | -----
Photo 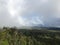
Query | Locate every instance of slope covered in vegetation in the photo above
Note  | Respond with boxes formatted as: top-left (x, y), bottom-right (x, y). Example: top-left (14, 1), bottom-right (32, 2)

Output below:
top-left (0, 27), bottom-right (60, 45)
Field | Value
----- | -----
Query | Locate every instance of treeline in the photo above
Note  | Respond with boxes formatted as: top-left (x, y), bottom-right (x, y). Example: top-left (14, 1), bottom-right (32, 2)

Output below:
top-left (0, 27), bottom-right (60, 45)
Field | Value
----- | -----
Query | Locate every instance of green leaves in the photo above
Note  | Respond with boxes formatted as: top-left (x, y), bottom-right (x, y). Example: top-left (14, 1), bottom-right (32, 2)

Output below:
top-left (0, 28), bottom-right (60, 45)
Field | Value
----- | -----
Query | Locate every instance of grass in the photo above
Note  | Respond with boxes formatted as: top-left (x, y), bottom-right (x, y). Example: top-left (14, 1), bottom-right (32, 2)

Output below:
top-left (0, 40), bottom-right (8, 45)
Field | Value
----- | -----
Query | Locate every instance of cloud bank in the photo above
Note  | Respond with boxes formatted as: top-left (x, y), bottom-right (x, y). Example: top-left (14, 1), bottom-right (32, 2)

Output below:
top-left (0, 0), bottom-right (60, 27)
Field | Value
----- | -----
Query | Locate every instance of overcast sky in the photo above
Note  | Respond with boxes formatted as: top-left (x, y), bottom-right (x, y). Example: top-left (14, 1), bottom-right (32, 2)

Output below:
top-left (0, 0), bottom-right (60, 27)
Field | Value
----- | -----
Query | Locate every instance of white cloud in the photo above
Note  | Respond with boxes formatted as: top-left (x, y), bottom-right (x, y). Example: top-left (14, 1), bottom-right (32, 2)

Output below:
top-left (7, 0), bottom-right (45, 26)
top-left (40, 0), bottom-right (48, 3)
top-left (0, 0), bottom-right (60, 27)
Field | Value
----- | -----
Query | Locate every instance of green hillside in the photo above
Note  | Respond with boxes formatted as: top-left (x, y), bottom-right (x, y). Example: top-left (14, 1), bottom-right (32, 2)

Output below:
top-left (0, 27), bottom-right (60, 45)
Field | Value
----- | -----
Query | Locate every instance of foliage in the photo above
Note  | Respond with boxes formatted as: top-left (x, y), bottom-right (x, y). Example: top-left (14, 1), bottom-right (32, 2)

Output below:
top-left (0, 27), bottom-right (60, 45)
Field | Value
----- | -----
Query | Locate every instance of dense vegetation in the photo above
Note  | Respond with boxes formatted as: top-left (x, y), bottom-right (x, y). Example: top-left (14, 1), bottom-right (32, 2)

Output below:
top-left (0, 27), bottom-right (60, 45)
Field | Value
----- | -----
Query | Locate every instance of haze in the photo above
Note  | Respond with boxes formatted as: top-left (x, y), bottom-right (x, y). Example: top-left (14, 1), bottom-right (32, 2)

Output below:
top-left (0, 0), bottom-right (60, 27)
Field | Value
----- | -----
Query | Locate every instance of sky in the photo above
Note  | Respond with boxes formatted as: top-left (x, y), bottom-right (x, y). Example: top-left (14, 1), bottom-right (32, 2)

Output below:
top-left (0, 0), bottom-right (60, 27)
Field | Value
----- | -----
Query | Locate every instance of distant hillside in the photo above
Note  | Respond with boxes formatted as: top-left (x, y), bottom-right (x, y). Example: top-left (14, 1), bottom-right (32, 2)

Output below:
top-left (32, 26), bottom-right (60, 30)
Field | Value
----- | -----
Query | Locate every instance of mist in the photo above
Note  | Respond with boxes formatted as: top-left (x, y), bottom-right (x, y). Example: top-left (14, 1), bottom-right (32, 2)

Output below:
top-left (0, 0), bottom-right (60, 27)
